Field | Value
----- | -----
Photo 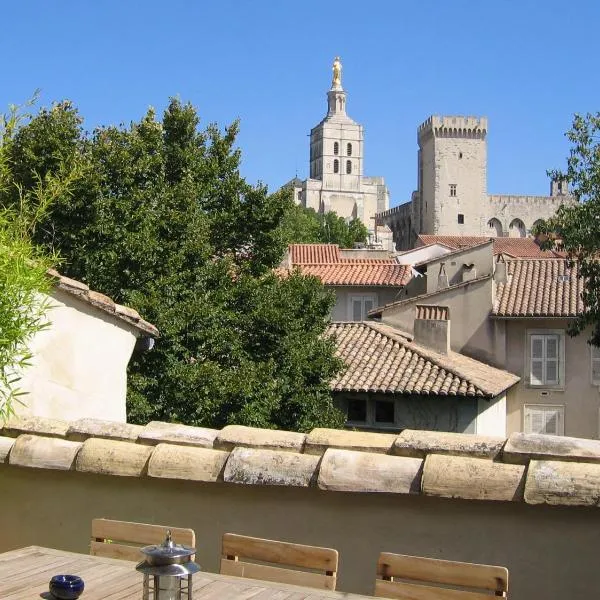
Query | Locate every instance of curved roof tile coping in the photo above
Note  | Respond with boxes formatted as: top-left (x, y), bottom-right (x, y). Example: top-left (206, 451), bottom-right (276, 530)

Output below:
top-left (3, 418), bottom-right (600, 506)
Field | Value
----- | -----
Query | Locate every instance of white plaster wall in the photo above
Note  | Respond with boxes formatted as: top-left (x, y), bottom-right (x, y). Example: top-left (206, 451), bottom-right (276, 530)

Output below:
top-left (476, 394), bottom-right (507, 436)
top-left (17, 289), bottom-right (138, 422)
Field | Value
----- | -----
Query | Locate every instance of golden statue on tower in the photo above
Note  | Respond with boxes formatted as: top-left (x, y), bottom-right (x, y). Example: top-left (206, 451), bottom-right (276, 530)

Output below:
top-left (332, 56), bottom-right (342, 87)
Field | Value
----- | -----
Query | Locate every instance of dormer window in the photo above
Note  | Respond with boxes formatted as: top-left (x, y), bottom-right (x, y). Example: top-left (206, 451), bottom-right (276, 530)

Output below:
top-left (334, 142), bottom-right (339, 155)
top-left (347, 143), bottom-right (352, 156)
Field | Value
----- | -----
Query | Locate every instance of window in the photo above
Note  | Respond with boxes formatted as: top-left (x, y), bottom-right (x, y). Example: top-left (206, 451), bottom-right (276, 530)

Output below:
top-left (333, 159), bottom-right (339, 173)
top-left (449, 184), bottom-right (457, 197)
top-left (347, 143), bottom-right (352, 156)
top-left (524, 404), bottom-right (564, 435)
top-left (347, 398), bottom-right (367, 423)
top-left (333, 142), bottom-right (339, 155)
top-left (349, 295), bottom-right (377, 321)
top-left (591, 345), bottom-right (600, 385)
top-left (457, 214), bottom-right (464, 224)
top-left (528, 332), bottom-right (564, 387)
top-left (346, 160), bottom-right (352, 174)
top-left (458, 152), bottom-right (463, 159)
top-left (375, 400), bottom-right (395, 424)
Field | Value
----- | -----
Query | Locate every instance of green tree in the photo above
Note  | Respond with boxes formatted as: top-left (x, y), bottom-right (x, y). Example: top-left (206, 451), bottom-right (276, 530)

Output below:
top-left (0, 101), bottom-right (77, 420)
top-left (280, 201), bottom-right (368, 247)
top-left (4, 99), bottom-right (344, 431)
top-left (534, 112), bottom-right (600, 345)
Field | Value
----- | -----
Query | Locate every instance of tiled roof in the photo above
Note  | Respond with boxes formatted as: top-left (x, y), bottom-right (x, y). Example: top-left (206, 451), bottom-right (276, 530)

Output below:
top-left (417, 235), bottom-right (565, 258)
top-left (327, 321), bottom-right (519, 398)
top-left (48, 269), bottom-right (159, 337)
top-left (299, 263), bottom-right (410, 286)
top-left (493, 259), bottom-right (584, 318)
top-left (287, 244), bottom-right (411, 287)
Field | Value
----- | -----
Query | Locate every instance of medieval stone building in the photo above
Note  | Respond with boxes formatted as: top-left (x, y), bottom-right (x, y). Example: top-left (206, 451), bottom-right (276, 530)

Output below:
top-left (283, 58), bottom-right (393, 248)
top-left (378, 115), bottom-right (574, 250)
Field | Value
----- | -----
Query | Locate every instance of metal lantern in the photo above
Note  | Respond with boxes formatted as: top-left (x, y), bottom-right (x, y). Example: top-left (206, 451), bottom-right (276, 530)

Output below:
top-left (136, 530), bottom-right (201, 600)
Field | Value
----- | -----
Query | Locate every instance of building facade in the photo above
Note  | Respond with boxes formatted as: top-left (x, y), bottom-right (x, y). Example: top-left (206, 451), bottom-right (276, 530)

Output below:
top-left (380, 115), bottom-right (575, 250)
top-left (283, 59), bottom-right (393, 248)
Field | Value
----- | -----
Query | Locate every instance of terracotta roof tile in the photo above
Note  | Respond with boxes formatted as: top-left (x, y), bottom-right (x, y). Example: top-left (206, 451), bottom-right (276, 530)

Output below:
top-left (493, 259), bottom-right (584, 317)
top-left (418, 235), bottom-right (565, 258)
top-left (288, 244), bottom-right (411, 287)
top-left (49, 271), bottom-right (158, 337)
top-left (327, 322), bottom-right (519, 397)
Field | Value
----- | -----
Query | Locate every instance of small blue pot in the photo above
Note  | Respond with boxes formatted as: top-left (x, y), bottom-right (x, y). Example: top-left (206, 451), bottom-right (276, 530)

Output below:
top-left (49, 574), bottom-right (85, 600)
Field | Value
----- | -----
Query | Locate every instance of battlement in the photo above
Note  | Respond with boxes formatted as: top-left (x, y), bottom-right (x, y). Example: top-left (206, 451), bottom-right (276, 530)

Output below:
top-left (488, 194), bottom-right (576, 207)
top-left (418, 115), bottom-right (488, 142)
top-left (377, 202), bottom-right (412, 218)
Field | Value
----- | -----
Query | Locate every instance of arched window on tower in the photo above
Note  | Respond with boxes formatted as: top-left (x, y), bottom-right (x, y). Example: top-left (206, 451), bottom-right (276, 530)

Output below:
top-left (347, 143), bottom-right (352, 156)
top-left (333, 159), bottom-right (339, 173)
top-left (334, 142), bottom-right (339, 155)
top-left (346, 160), bottom-right (352, 174)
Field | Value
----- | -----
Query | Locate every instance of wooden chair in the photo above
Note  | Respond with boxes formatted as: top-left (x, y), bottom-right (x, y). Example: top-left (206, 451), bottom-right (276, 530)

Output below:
top-left (220, 533), bottom-right (338, 590)
top-left (91, 518), bottom-right (195, 562)
top-left (374, 552), bottom-right (509, 599)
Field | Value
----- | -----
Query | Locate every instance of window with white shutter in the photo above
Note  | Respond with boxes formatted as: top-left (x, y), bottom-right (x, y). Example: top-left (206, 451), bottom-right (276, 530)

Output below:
top-left (591, 345), bottom-right (600, 385)
top-left (524, 404), bottom-right (564, 435)
top-left (348, 295), bottom-right (377, 321)
top-left (527, 332), bottom-right (563, 387)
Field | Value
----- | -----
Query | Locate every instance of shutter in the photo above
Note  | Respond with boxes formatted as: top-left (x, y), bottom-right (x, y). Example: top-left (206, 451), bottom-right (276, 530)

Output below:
top-left (544, 409), bottom-right (559, 435)
top-left (530, 335), bottom-right (545, 385)
top-left (530, 410), bottom-right (545, 434)
top-left (545, 335), bottom-right (559, 385)
top-left (591, 346), bottom-right (600, 384)
top-left (363, 299), bottom-right (374, 316)
top-left (352, 298), bottom-right (363, 321)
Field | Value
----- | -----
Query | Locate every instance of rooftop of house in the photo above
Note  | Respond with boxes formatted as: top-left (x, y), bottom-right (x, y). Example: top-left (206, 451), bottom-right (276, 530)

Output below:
top-left (417, 235), bottom-right (566, 259)
top-left (327, 321), bottom-right (519, 397)
top-left (48, 269), bottom-right (159, 337)
top-left (493, 259), bottom-right (584, 318)
top-left (286, 244), bottom-right (411, 287)
top-left (2, 415), bottom-right (600, 506)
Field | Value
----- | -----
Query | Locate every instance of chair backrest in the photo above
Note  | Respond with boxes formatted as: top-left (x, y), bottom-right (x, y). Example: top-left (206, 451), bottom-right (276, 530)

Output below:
top-left (91, 518), bottom-right (195, 562)
top-left (220, 533), bottom-right (338, 590)
top-left (375, 552), bottom-right (509, 600)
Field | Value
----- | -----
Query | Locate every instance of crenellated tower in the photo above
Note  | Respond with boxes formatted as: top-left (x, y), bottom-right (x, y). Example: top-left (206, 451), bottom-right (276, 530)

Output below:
top-left (416, 116), bottom-right (488, 236)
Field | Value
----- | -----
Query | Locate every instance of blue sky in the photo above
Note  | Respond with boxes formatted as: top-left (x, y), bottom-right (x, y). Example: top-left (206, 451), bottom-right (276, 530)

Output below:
top-left (1, 1), bottom-right (598, 207)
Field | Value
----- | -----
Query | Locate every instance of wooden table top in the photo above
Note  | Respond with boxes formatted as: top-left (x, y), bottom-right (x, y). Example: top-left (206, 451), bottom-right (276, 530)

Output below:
top-left (0, 546), bottom-right (370, 600)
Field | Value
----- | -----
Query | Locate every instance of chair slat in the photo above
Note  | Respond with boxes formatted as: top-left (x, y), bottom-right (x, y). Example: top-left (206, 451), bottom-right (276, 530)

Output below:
top-left (220, 559), bottom-right (336, 590)
top-left (221, 533), bottom-right (337, 572)
top-left (90, 540), bottom-right (143, 562)
top-left (91, 518), bottom-right (195, 547)
top-left (377, 553), bottom-right (508, 593)
top-left (375, 579), bottom-right (501, 600)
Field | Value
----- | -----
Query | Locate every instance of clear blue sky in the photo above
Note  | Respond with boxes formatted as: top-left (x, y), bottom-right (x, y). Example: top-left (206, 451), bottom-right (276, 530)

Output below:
top-left (1, 1), bottom-right (598, 206)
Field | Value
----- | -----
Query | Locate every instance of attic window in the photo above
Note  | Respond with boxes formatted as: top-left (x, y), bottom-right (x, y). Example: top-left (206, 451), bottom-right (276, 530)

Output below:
top-left (347, 398), bottom-right (367, 423)
top-left (557, 274), bottom-right (570, 283)
top-left (375, 400), bottom-right (395, 424)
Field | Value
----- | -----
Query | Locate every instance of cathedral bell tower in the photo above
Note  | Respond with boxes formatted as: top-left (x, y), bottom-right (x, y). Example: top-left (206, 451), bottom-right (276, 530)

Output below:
top-left (309, 57), bottom-right (363, 191)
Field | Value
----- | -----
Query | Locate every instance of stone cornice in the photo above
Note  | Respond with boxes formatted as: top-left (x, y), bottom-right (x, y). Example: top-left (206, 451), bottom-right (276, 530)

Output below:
top-left (2, 418), bottom-right (600, 507)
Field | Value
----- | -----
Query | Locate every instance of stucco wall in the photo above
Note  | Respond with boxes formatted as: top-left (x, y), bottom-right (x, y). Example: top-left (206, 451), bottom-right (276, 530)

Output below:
top-left (0, 464), bottom-right (596, 600)
top-left (380, 277), bottom-right (497, 364)
top-left (504, 319), bottom-right (600, 439)
top-left (17, 289), bottom-right (137, 422)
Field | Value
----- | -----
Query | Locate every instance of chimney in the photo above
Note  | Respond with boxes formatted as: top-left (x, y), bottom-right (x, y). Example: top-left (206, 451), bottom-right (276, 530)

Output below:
top-left (494, 254), bottom-right (507, 284)
top-left (462, 263), bottom-right (477, 282)
top-left (414, 305), bottom-right (451, 354)
top-left (437, 263), bottom-right (449, 290)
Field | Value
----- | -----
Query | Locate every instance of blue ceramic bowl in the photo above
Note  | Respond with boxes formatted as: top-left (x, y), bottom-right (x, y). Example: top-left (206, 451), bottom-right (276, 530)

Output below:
top-left (49, 574), bottom-right (85, 600)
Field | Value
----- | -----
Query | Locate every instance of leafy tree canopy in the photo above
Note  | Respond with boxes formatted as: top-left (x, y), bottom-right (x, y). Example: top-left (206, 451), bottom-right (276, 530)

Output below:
top-left (534, 112), bottom-right (600, 345)
top-left (280, 202), bottom-right (369, 248)
top-left (2, 98), bottom-right (345, 431)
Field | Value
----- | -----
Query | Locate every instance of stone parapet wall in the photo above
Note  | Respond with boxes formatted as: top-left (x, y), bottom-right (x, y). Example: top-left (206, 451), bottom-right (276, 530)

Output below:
top-left (3, 417), bottom-right (600, 507)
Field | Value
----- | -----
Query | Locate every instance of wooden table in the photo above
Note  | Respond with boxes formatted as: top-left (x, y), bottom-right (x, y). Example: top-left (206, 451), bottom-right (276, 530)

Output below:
top-left (0, 546), bottom-right (370, 600)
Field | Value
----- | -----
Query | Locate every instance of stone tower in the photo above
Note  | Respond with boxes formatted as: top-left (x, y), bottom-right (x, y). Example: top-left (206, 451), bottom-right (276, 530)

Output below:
top-left (308, 58), bottom-right (364, 217)
top-left (416, 116), bottom-right (488, 236)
